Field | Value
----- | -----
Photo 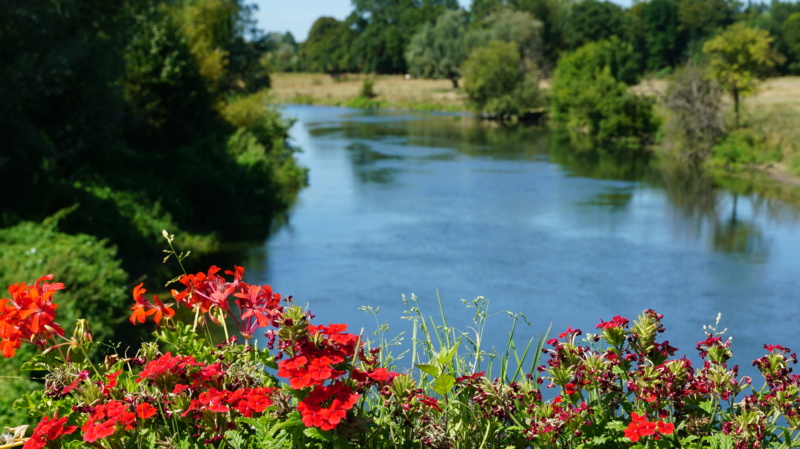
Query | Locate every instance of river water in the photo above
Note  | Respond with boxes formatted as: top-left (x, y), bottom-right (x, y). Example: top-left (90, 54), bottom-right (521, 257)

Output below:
top-left (248, 104), bottom-right (800, 378)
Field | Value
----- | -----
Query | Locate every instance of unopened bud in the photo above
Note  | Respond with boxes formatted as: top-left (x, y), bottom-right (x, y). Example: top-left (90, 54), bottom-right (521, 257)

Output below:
top-left (72, 319), bottom-right (93, 345)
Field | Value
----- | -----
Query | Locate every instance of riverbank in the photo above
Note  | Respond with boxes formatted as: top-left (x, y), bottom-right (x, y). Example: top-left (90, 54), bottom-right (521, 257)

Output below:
top-left (269, 73), bottom-right (800, 182)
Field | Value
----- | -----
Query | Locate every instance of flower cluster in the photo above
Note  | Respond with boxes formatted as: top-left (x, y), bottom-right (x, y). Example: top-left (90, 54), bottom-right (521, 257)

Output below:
top-left (623, 411), bottom-right (675, 442)
top-left (276, 317), bottom-right (399, 430)
top-left (4, 263), bottom-right (800, 449)
top-left (0, 274), bottom-right (65, 357)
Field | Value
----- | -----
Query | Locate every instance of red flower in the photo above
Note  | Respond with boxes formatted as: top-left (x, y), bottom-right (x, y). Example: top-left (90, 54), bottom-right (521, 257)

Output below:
top-left (82, 400), bottom-right (135, 443)
top-left (656, 420), bottom-right (675, 435)
top-left (624, 412), bottom-right (673, 442)
top-left (130, 283), bottom-right (174, 325)
top-left (130, 283), bottom-right (157, 324)
top-left (558, 326), bottom-right (581, 339)
top-left (24, 414), bottom-right (77, 449)
top-left (596, 315), bottom-right (629, 329)
top-left (1, 275), bottom-right (65, 357)
top-left (136, 403), bottom-right (157, 419)
top-left (416, 394), bottom-right (442, 412)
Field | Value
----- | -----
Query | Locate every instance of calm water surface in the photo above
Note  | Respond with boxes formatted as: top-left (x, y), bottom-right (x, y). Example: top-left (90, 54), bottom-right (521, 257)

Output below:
top-left (249, 105), bottom-right (800, 376)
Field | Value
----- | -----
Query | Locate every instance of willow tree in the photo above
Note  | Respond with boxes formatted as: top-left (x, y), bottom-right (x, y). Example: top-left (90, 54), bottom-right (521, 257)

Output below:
top-left (703, 23), bottom-right (783, 128)
top-left (405, 9), bottom-right (469, 88)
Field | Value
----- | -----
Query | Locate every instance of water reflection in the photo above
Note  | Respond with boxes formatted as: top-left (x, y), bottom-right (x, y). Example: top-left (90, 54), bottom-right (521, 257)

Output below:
top-left (259, 105), bottom-right (800, 379)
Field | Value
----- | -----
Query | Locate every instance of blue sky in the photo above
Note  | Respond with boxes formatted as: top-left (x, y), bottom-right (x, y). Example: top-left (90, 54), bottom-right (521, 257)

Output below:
top-left (252, 0), bottom-right (471, 41)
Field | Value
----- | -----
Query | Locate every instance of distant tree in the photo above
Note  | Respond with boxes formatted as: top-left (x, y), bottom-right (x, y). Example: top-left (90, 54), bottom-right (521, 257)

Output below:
top-left (299, 17), bottom-right (354, 74)
top-left (349, 0), bottom-right (459, 73)
top-left (265, 32), bottom-right (300, 72)
top-left (470, 0), bottom-right (504, 19)
top-left (566, 0), bottom-right (625, 50)
top-left (703, 22), bottom-right (783, 127)
top-left (461, 40), bottom-right (538, 120)
top-left (513, 0), bottom-right (570, 70)
top-left (466, 8), bottom-right (543, 70)
top-left (643, 0), bottom-right (686, 70)
top-left (622, 3), bottom-right (649, 71)
top-left (405, 9), bottom-right (469, 88)
top-left (551, 39), bottom-right (658, 141)
top-left (676, 0), bottom-right (736, 43)
top-left (781, 13), bottom-right (800, 73)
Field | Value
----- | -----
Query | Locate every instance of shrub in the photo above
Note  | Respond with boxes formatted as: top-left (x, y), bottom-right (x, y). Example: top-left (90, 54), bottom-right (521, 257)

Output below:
top-left (662, 64), bottom-right (726, 161)
top-left (461, 41), bottom-right (538, 121)
top-left (551, 39), bottom-right (658, 141)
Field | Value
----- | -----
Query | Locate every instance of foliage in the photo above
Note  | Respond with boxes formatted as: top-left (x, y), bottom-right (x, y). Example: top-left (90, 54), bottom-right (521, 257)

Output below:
top-left (465, 8), bottom-right (543, 71)
top-left (550, 39), bottom-right (658, 141)
top-left (4, 239), bottom-right (800, 448)
top-left (566, 0), bottom-right (626, 50)
top-left (461, 41), bottom-right (539, 120)
top-left (703, 22), bottom-right (784, 127)
top-left (642, 0), bottom-right (686, 71)
top-left (676, 0), bottom-right (736, 43)
top-left (405, 9), bottom-right (470, 88)
top-left (1, 0), bottom-right (306, 283)
top-left (348, 0), bottom-right (460, 74)
top-left (781, 13), bottom-right (800, 73)
top-left (0, 221), bottom-right (131, 428)
top-left (706, 104), bottom-right (800, 173)
top-left (299, 17), bottom-right (355, 74)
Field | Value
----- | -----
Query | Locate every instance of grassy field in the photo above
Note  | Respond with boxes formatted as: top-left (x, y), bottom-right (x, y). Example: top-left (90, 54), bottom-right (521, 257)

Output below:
top-left (270, 72), bottom-right (800, 113)
top-left (269, 72), bottom-right (469, 112)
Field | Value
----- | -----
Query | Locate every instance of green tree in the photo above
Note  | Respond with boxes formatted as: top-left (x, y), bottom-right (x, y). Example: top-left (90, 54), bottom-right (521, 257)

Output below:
top-left (466, 8), bottom-right (543, 70)
top-left (781, 12), bottom-right (800, 73)
top-left (677, 0), bottom-right (737, 43)
top-left (461, 40), bottom-right (538, 120)
top-left (405, 9), bottom-right (469, 87)
top-left (551, 39), bottom-right (658, 141)
top-left (349, 0), bottom-right (459, 73)
top-left (299, 17), bottom-right (354, 73)
top-left (703, 22), bottom-right (783, 127)
top-left (643, 0), bottom-right (686, 70)
top-left (566, 0), bottom-right (625, 50)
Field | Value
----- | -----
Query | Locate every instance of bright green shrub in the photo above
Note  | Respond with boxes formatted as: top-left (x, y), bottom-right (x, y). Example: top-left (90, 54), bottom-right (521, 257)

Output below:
top-left (461, 41), bottom-right (539, 121)
top-left (551, 39), bottom-right (658, 141)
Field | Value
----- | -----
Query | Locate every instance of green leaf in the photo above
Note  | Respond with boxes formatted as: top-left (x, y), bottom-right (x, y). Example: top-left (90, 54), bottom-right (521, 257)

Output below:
top-left (225, 430), bottom-right (246, 449)
top-left (303, 427), bottom-right (332, 442)
top-left (433, 373), bottom-right (456, 396)
top-left (437, 342), bottom-right (460, 365)
top-left (699, 399), bottom-right (715, 415)
top-left (416, 363), bottom-right (441, 378)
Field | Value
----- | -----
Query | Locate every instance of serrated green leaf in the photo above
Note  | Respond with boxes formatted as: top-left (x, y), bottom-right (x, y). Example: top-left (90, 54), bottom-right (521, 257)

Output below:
top-left (225, 430), bottom-right (246, 449)
top-left (303, 426), bottom-right (332, 441)
top-left (433, 373), bottom-right (456, 396)
top-left (699, 400), bottom-right (715, 415)
top-left (416, 363), bottom-right (441, 378)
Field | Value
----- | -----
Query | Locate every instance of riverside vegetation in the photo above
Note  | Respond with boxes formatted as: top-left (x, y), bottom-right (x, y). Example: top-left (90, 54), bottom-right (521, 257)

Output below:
top-left (1, 234), bottom-right (800, 448)
top-left (0, 0), bottom-right (306, 426)
top-left (279, 0), bottom-right (800, 179)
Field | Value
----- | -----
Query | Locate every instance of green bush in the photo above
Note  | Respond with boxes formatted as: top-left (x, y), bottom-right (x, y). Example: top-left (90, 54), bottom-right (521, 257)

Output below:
top-left (0, 220), bottom-right (133, 427)
top-left (551, 39), bottom-right (658, 141)
top-left (461, 40), bottom-right (538, 121)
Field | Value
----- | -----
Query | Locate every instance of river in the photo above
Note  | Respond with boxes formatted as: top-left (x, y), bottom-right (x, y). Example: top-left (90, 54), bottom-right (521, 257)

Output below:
top-left (247, 104), bottom-right (800, 379)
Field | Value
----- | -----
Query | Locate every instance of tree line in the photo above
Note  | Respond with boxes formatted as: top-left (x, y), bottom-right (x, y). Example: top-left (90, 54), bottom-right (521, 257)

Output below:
top-left (285, 0), bottom-right (797, 154)
top-left (293, 0), bottom-right (800, 78)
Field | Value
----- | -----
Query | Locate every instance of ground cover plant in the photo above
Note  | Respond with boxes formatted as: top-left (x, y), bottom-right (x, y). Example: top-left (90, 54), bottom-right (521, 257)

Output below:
top-left (1, 233), bottom-right (800, 448)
